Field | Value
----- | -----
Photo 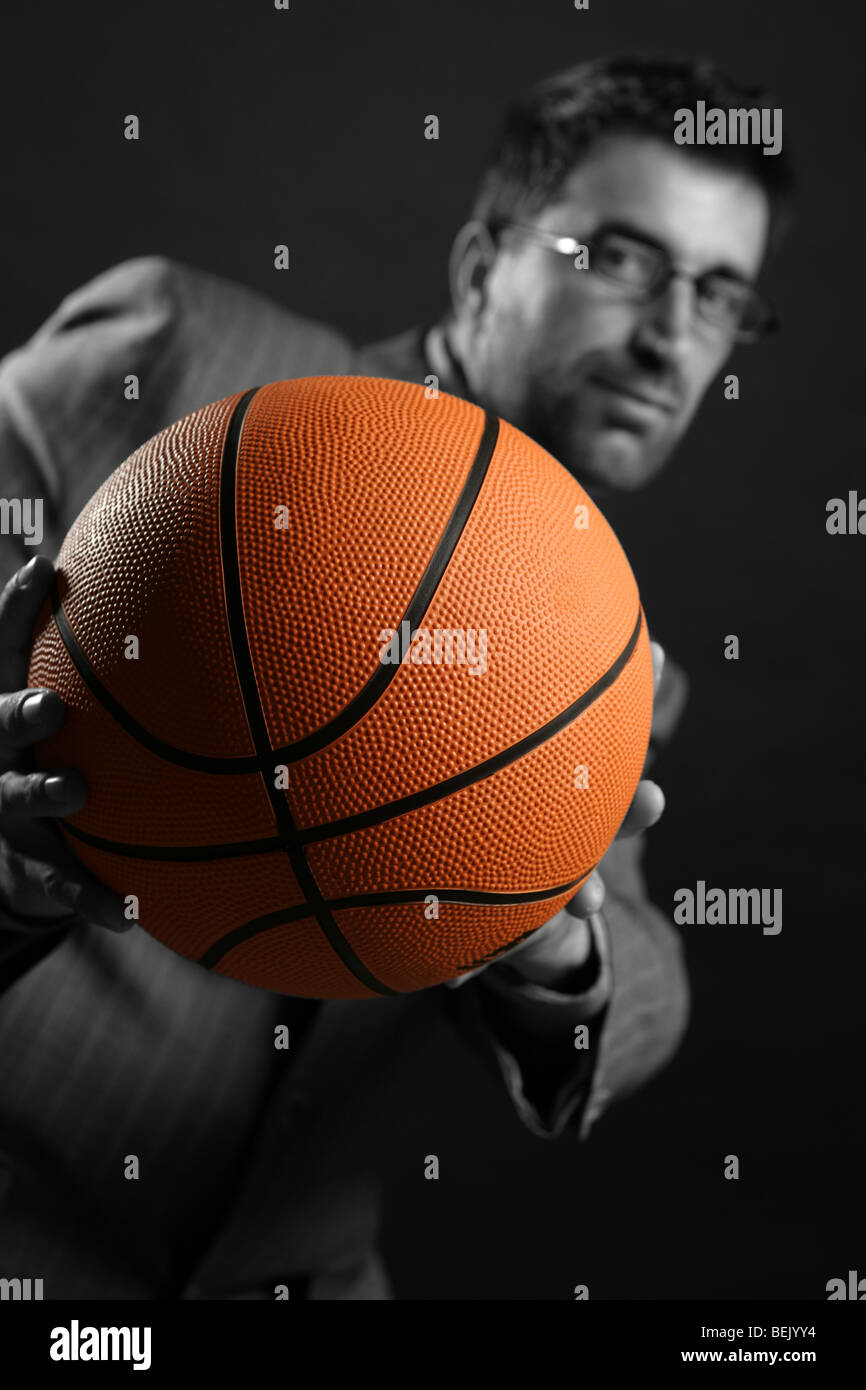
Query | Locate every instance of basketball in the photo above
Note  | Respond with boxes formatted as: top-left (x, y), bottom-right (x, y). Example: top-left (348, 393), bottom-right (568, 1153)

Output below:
top-left (27, 376), bottom-right (653, 999)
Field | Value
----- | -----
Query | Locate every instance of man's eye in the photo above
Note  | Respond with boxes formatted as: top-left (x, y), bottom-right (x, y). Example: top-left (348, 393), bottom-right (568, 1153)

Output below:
top-left (701, 278), bottom-right (748, 313)
top-left (595, 241), bottom-right (654, 281)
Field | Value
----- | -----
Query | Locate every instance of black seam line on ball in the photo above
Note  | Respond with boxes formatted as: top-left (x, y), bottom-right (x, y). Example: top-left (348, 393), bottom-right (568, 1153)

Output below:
top-left (270, 410), bottom-right (500, 764)
top-left (49, 580), bottom-right (261, 774)
top-left (51, 604), bottom-right (641, 862)
top-left (57, 825), bottom-right (597, 899)
top-left (219, 389), bottom-right (396, 998)
top-left (45, 410), bottom-right (498, 778)
top-left (197, 869), bottom-right (594, 970)
top-left (62, 823), bottom-right (283, 860)
top-left (297, 605), bottom-right (644, 846)
top-left (47, 387), bottom-right (269, 776)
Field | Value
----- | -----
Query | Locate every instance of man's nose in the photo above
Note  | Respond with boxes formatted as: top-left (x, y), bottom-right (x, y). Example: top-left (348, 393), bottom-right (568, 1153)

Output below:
top-left (631, 273), bottom-right (694, 365)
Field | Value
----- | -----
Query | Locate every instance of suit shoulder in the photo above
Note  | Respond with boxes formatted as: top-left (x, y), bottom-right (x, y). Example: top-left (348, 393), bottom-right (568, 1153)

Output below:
top-left (86, 253), bottom-right (183, 299)
top-left (74, 256), bottom-right (355, 371)
top-left (27, 255), bottom-right (187, 348)
top-left (28, 254), bottom-right (354, 376)
top-left (40, 254), bottom-right (280, 333)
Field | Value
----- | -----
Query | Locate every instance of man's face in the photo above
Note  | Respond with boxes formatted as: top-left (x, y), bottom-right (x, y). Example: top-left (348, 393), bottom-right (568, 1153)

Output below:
top-left (462, 134), bottom-right (771, 490)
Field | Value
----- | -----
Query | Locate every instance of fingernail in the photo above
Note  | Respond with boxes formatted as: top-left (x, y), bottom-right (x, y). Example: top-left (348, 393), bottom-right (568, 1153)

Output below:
top-left (17, 557), bottom-right (39, 588)
top-left (44, 776), bottom-right (67, 801)
top-left (21, 692), bottom-right (47, 725)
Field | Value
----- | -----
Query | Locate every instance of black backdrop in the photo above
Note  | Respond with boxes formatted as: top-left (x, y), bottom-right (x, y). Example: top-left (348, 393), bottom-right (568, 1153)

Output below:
top-left (3, 0), bottom-right (864, 1298)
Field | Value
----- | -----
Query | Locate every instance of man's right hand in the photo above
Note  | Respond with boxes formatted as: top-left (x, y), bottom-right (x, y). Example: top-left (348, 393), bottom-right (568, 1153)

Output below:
top-left (0, 555), bottom-right (131, 935)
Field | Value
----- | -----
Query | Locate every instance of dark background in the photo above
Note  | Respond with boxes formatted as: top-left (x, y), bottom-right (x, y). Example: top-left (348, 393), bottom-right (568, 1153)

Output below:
top-left (3, 0), bottom-right (863, 1298)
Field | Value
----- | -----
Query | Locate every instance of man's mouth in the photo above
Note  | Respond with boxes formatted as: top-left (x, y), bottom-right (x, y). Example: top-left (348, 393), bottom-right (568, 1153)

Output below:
top-left (589, 375), bottom-right (678, 413)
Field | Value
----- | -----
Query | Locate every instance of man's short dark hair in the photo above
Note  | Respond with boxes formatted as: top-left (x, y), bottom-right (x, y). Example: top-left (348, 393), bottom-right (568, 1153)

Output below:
top-left (471, 55), bottom-right (795, 251)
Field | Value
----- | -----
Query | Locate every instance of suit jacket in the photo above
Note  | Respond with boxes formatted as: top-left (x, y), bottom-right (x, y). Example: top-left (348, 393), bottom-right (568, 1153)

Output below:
top-left (0, 257), bottom-right (690, 1299)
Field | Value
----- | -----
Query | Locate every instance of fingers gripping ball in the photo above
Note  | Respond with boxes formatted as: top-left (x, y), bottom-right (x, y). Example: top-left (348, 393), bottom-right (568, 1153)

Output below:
top-left (27, 376), bottom-right (653, 999)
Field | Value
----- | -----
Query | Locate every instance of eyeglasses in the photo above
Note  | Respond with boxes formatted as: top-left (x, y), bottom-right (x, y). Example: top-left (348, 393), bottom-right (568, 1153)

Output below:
top-left (487, 220), bottom-right (778, 345)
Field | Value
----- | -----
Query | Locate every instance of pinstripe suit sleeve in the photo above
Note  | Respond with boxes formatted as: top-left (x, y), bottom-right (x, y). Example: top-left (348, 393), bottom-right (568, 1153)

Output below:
top-left (441, 830), bottom-right (689, 1142)
top-left (439, 659), bottom-right (691, 1142)
top-left (577, 830), bottom-right (690, 1134)
top-left (0, 255), bottom-right (356, 592)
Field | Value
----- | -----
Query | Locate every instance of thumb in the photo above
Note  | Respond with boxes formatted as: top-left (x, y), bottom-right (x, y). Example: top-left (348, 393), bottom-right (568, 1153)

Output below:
top-left (565, 870), bottom-right (606, 919)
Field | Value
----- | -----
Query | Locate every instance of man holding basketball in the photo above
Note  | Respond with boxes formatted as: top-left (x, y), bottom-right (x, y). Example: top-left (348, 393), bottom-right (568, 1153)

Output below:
top-left (0, 56), bottom-right (792, 1298)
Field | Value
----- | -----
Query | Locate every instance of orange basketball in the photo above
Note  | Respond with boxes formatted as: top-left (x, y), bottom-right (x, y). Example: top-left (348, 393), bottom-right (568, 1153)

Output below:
top-left (27, 376), bottom-right (653, 999)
